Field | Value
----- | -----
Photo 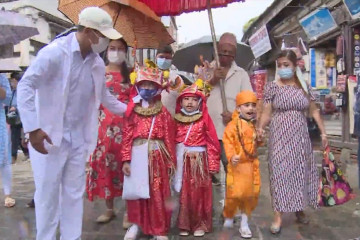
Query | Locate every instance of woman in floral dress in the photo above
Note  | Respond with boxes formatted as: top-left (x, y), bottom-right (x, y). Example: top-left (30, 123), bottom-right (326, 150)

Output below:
top-left (86, 38), bottom-right (130, 224)
top-left (257, 50), bottom-right (328, 234)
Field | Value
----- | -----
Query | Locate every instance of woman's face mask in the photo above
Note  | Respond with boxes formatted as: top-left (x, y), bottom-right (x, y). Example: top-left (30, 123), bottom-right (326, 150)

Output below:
top-left (278, 68), bottom-right (294, 80)
top-left (107, 50), bottom-right (126, 64)
top-left (156, 57), bottom-right (172, 70)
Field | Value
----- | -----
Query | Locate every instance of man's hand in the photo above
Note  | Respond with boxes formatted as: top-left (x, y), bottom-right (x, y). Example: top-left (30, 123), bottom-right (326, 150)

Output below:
top-left (29, 129), bottom-right (53, 154)
top-left (231, 155), bottom-right (240, 165)
top-left (9, 107), bottom-right (16, 112)
top-left (211, 67), bottom-right (228, 85)
top-left (122, 162), bottom-right (131, 176)
top-left (221, 111), bottom-right (232, 125)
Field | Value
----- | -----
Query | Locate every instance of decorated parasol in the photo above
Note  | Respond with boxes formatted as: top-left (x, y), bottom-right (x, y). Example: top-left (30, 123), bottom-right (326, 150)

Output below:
top-left (137, 0), bottom-right (246, 112)
top-left (58, 0), bottom-right (174, 49)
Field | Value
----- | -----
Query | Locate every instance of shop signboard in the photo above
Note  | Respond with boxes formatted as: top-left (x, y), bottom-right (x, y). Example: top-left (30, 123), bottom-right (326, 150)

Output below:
top-left (249, 25), bottom-right (272, 59)
top-left (319, 89), bottom-right (331, 95)
top-left (348, 75), bottom-right (358, 134)
top-left (343, 0), bottom-right (360, 19)
top-left (354, 28), bottom-right (360, 75)
top-left (299, 8), bottom-right (337, 40)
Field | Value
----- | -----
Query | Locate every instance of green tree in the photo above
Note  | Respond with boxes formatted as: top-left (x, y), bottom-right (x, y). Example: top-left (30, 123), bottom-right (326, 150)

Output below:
top-left (243, 16), bottom-right (259, 34)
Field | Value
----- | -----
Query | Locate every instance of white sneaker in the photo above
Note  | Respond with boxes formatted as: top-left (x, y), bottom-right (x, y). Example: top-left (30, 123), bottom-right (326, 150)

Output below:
top-left (193, 229), bottom-right (205, 237)
top-left (179, 231), bottom-right (189, 236)
top-left (152, 236), bottom-right (168, 240)
top-left (223, 218), bottom-right (234, 228)
top-left (239, 225), bottom-right (252, 239)
top-left (124, 224), bottom-right (139, 240)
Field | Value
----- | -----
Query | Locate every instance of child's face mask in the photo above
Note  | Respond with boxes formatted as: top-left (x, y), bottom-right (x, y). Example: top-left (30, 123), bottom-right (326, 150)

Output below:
top-left (180, 96), bottom-right (201, 115)
top-left (137, 81), bottom-right (160, 101)
top-left (236, 102), bottom-right (257, 121)
top-left (138, 88), bottom-right (158, 101)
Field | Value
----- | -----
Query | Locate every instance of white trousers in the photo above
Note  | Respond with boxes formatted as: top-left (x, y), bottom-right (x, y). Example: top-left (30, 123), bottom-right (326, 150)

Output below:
top-left (29, 139), bottom-right (87, 240)
top-left (0, 164), bottom-right (12, 195)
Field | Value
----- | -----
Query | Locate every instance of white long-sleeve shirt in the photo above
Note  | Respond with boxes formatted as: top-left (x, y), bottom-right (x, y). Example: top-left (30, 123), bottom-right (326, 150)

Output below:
top-left (17, 33), bottom-right (127, 154)
top-left (207, 61), bottom-right (253, 140)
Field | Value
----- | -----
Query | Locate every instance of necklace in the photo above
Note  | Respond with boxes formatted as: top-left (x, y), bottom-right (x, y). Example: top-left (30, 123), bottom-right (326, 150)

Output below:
top-left (236, 118), bottom-right (258, 159)
top-left (134, 101), bottom-right (162, 116)
top-left (174, 113), bottom-right (202, 123)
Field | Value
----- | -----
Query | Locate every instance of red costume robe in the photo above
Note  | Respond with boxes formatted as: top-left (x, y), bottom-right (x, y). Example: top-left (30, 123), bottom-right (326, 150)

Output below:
top-left (174, 88), bottom-right (220, 233)
top-left (121, 100), bottom-right (176, 236)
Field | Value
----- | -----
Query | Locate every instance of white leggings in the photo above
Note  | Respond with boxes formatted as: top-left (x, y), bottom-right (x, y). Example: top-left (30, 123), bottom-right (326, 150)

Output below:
top-left (0, 164), bottom-right (12, 195)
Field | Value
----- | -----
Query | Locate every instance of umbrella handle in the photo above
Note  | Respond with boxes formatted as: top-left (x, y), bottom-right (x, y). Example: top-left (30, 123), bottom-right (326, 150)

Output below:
top-left (207, 0), bottom-right (228, 113)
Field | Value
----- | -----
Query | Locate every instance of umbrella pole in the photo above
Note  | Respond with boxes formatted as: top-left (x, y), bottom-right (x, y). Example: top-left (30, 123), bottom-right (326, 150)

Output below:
top-left (207, 0), bottom-right (228, 113)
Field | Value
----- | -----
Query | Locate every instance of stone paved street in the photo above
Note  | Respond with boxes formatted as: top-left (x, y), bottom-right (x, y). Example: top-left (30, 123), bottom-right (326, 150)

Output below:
top-left (0, 152), bottom-right (360, 240)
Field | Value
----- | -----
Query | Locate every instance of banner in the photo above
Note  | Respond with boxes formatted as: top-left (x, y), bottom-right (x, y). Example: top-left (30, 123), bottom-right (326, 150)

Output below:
top-left (250, 70), bottom-right (267, 99)
top-left (249, 25), bottom-right (272, 59)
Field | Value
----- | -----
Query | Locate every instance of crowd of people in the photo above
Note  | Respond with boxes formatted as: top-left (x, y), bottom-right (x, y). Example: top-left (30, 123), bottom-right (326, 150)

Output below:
top-left (0, 6), bottom-right (333, 240)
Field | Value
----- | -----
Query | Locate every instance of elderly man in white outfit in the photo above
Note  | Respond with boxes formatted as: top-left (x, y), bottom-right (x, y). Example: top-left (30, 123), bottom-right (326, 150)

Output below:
top-left (17, 7), bottom-right (126, 240)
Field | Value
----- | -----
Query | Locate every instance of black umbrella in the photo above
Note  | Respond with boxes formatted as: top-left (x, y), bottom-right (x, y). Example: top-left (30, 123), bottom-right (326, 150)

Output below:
top-left (173, 35), bottom-right (255, 73)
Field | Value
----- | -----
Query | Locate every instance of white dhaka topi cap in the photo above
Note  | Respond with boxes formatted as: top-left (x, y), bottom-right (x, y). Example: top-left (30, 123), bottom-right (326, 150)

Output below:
top-left (78, 7), bottom-right (122, 40)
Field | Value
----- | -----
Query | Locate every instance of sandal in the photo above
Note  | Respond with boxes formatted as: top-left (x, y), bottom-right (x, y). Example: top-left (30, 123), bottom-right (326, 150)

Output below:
top-left (4, 197), bottom-right (16, 208)
top-left (295, 211), bottom-right (310, 224)
top-left (26, 199), bottom-right (35, 208)
top-left (270, 223), bottom-right (281, 235)
top-left (96, 209), bottom-right (115, 223)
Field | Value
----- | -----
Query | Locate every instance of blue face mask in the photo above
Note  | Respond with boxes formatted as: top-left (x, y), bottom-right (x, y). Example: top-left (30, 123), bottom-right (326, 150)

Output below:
top-left (138, 88), bottom-right (158, 101)
top-left (278, 68), bottom-right (294, 80)
top-left (157, 58), bottom-right (172, 70)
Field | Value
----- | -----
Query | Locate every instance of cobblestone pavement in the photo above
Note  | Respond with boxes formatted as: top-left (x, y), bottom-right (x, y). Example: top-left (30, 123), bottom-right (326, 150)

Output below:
top-left (0, 152), bottom-right (359, 240)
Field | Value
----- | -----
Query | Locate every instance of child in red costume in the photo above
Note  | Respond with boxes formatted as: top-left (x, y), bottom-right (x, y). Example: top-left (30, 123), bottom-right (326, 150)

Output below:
top-left (122, 65), bottom-right (176, 240)
top-left (173, 80), bottom-right (220, 237)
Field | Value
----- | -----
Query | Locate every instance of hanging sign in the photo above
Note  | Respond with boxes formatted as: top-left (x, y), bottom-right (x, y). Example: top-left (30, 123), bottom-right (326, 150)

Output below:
top-left (343, 0), bottom-right (360, 19)
top-left (299, 8), bottom-right (337, 40)
top-left (250, 70), bottom-right (267, 99)
top-left (249, 25), bottom-right (272, 59)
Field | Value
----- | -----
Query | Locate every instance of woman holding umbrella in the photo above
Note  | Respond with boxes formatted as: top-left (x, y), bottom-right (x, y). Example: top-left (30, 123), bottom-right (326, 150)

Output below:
top-left (86, 38), bottom-right (131, 226)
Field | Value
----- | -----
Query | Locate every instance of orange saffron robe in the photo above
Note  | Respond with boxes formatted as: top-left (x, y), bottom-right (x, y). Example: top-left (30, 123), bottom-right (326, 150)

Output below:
top-left (222, 116), bottom-right (261, 217)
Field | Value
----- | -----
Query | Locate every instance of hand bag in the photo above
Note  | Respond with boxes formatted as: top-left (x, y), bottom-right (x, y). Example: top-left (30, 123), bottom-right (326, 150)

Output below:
top-left (318, 147), bottom-right (355, 207)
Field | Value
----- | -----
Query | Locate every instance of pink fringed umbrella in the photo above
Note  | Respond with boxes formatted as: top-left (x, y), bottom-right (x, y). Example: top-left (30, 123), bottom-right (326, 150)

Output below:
top-left (137, 0), bottom-right (247, 112)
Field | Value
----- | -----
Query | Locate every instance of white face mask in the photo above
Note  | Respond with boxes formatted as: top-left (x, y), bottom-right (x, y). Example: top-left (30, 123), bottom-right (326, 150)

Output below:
top-left (181, 108), bottom-right (200, 116)
top-left (107, 50), bottom-right (126, 64)
top-left (90, 31), bottom-right (109, 54)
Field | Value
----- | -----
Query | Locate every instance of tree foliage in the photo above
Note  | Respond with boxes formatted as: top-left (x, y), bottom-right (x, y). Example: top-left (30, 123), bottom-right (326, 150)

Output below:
top-left (243, 16), bottom-right (259, 34)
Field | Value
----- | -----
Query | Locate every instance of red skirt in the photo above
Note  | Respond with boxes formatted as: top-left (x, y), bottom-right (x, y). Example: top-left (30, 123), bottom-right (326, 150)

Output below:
top-left (177, 151), bottom-right (213, 232)
top-left (127, 149), bottom-right (172, 236)
top-left (86, 122), bottom-right (124, 201)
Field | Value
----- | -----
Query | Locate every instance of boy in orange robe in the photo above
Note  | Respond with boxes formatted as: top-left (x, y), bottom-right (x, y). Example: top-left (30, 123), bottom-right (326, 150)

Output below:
top-left (222, 90), bottom-right (261, 239)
